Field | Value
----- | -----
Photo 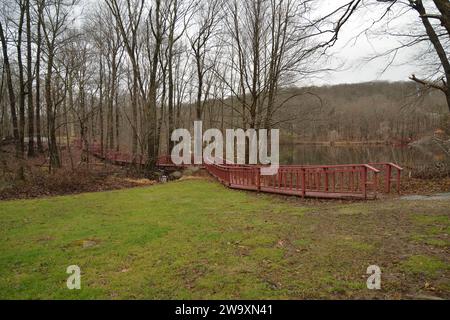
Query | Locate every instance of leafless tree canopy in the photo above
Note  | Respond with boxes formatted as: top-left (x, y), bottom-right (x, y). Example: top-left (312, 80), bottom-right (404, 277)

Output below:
top-left (0, 0), bottom-right (449, 172)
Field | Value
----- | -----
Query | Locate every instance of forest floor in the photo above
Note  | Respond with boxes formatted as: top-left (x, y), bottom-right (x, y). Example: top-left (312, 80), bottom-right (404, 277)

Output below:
top-left (401, 177), bottom-right (450, 195)
top-left (0, 144), bottom-right (155, 200)
top-left (0, 179), bottom-right (448, 299)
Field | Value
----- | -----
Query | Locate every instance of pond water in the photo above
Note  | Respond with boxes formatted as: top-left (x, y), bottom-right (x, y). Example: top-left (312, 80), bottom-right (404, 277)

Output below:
top-left (280, 144), bottom-right (448, 171)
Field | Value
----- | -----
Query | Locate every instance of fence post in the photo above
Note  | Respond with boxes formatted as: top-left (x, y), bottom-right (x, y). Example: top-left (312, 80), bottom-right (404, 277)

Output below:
top-left (397, 168), bottom-right (401, 194)
top-left (362, 166), bottom-right (367, 199)
top-left (374, 172), bottom-right (379, 199)
top-left (256, 167), bottom-right (261, 192)
top-left (301, 168), bottom-right (306, 198)
top-left (385, 164), bottom-right (392, 194)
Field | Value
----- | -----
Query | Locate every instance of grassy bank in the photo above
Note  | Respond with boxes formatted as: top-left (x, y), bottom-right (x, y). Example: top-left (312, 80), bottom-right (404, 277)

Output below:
top-left (0, 179), bottom-right (448, 299)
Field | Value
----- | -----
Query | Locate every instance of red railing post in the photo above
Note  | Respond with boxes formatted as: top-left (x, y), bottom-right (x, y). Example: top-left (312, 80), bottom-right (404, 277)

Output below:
top-left (374, 171), bottom-right (379, 199)
top-left (301, 168), bottom-right (306, 198)
top-left (385, 164), bottom-right (392, 194)
top-left (278, 170), bottom-right (281, 189)
top-left (255, 167), bottom-right (261, 191)
top-left (397, 168), bottom-right (401, 194)
top-left (362, 166), bottom-right (367, 199)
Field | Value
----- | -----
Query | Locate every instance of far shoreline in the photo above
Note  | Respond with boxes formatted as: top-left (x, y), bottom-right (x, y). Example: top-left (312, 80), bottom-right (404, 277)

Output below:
top-left (280, 140), bottom-right (411, 147)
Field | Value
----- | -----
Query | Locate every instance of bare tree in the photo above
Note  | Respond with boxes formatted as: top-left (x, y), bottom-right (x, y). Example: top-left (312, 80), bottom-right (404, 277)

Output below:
top-left (26, 0), bottom-right (34, 157)
top-left (106, 0), bottom-right (145, 158)
top-left (16, 0), bottom-right (26, 156)
top-left (41, 0), bottom-right (79, 169)
top-left (166, 0), bottom-right (190, 151)
top-left (408, 0), bottom-right (450, 110)
top-left (188, 0), bottom-right (221, 121)
top-left (146, 0), bottom-right (164, 168)
top-left (326, 0), bottom-right (450, 111)
top-left (0, 19), bottom-right (20, 155)
top-left (221, 0), bottom-right (322, 130)
top-left (35, 0), bottom-right (44, 153)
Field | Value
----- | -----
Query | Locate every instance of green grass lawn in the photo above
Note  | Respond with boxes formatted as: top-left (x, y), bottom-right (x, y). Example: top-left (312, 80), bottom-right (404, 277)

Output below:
top-left (0, 179), bottom-right (449, 299)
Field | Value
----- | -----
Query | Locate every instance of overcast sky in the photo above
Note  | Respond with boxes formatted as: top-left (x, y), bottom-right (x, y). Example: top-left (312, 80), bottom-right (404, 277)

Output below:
top-left (312, 0), bottom-right (423, 86)
top-left (78, 0), bottom-right (430, 87)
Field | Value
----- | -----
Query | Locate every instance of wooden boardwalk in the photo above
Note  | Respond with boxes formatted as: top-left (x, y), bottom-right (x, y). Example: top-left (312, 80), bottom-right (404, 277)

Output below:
top-left (75, 140), bottom-right (403, 200)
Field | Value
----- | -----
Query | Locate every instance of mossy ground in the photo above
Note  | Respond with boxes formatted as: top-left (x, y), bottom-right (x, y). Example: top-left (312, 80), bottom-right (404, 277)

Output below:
top-left (0, 179), bottom-right (448, 299)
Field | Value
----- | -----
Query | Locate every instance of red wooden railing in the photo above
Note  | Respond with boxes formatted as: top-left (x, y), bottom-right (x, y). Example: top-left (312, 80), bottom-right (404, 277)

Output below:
top-left (74, 139), bottom-right (403, 199)
top-left (204, 162), bottom-right (383, 199)
top-left (369, 163), bottom-right (403, 194)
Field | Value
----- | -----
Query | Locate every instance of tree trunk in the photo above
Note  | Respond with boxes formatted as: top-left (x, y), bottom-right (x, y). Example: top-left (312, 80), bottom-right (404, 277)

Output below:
top-left (0, 70), bottom-right (5, 139)
top-left (115, 88), bottom-right (120, 152)
top-left (109, 55), bottom-right (117, 150)
top-left (168, 38), bottom-right (175, 152)
top-left (195, 50), bottom-right (203, 121)
top-left (433, 0), bottom-right (450, 36)
top-left (45, 49), bottom-right (61, 169)
top-left (132, 75), bottom-right (138, 156)
top-left (17, 4), bottom-right (26, 157)
top-left (146, 0), bottom-right (162, 170)
top-left (26, 0), bottom-right (35, 157)
top-left (0, 21), bottom-right (20, 156)
top-left (35, 1), bottom-right (44, 152)
top-left (414, 0), bottom-right (450, 112)
top-left (99, 56), bottom-right (104, 155)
